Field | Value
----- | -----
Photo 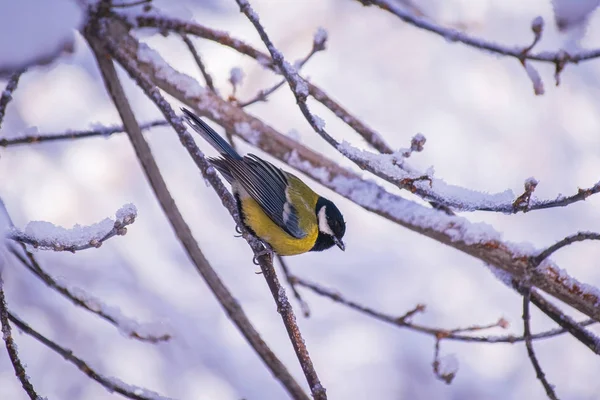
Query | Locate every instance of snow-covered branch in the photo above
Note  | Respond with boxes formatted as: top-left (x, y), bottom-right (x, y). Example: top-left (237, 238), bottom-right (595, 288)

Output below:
top-left (9, 246), bottom-right (171, 343)
top-left (132, 13), bottom-right (600, 214)
top-left (8, 204), bottom-right (137, 252)
top-left (98, 15), bottom-right (600, 326)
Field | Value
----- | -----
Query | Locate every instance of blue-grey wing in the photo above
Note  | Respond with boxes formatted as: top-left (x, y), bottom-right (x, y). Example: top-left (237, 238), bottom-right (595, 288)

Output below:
top-left (227, 154), bottom-right (306, 239)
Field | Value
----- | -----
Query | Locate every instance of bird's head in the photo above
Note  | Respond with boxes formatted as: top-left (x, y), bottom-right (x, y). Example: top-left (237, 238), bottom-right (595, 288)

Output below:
top-left (314, 197), bottom-right (346, 252)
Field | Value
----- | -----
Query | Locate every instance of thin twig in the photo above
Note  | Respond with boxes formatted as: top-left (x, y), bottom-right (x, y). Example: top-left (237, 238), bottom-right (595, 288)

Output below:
top-left (277, 255), bottom-right (310, 317)
top-left (8, 311), bottom-right (172, 400)
top-left (110, 0), bottom-right (151, 8)
top-left (180, 34), bottom-right (217, 93)
top-left (523, 290), bottom-right (559, 400)
top-left (533, 232), bottom-right (600, 266)
top-left (354, 0), bottom-right (599, 64)
top-left (238, 29), bottom-right (325, 108)
top-left (0, 70), bottom-right (24, 131)
top-left (294, 276), bottom-right (595, 344)
top-left (86, 23), bottom-right (310, 399)
top-left (0, 278), bottom-right (39, 400)
top-left (0, 120), bottom-right (168, 147)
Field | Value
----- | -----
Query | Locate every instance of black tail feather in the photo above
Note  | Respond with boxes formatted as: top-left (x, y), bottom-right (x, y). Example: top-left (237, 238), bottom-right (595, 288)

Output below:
top-left (181, 107), bottom-right (241, 159)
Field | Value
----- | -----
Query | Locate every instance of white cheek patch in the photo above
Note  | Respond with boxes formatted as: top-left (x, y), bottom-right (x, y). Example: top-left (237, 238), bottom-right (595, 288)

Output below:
top-left (318, 206), bottom-right (334, 235)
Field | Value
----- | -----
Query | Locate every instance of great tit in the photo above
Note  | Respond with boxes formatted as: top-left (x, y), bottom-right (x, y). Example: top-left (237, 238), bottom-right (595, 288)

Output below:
top-left (181, 107), bottom-right (346, 256)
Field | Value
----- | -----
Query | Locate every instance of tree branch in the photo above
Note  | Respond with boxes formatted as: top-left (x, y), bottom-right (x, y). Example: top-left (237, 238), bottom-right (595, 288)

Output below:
top-left (9, 245), bottom-right (171, 343)
top-left (0, 278), bottom-right (39, 400)
top-left (0, 120), bottom-right (168, 147)
top-left (354, 0), bottom-right (600, 65)
top-left (8, 204), bottom-right (137, 252)
top-left (523, 290), bottom-right (559, 400)
top-left (7, 311), bottom-right (172, 400)
top-left (86, 21), bottom-right (311, 400)
top-left (0, 70), bottom-right (24, 130)
top-left (180, 34), bottom-right (217, 93)
top-left (292, 276), bottom-right (595, 344)
top-left (533, 232), bottom-right (600, 266)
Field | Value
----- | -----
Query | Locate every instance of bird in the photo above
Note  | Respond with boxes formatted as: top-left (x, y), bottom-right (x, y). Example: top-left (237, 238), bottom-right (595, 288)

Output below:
top-left (181, 107), bottom-right (346, 256)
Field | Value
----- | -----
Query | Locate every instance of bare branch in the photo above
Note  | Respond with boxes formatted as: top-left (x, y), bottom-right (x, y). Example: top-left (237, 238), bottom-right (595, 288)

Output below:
top-left (86, 22), bottom-right (310, 399)
top-left (0, 120), bottom-right (168, 147)
top-left (7, 311), bottom-right (173, 400)
top-left (277, 255), bottom-right (310, 317)
top-left (523, 290), bottom-right (559, 400)
top-left (533, 232), bottom-right (600, 266)
top-left (8, 204), bottom-right (137, 252)
top-left (181, 34), bottom-right (217, 93)
top-left (0, 278), bottom-right (39, 400)
top-left (0, 70), bottom-right (24, 130)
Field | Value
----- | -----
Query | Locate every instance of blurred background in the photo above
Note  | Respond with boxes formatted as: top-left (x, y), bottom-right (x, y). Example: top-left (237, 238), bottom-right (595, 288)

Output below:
top-left (1, 0), bottom-right (600, 398)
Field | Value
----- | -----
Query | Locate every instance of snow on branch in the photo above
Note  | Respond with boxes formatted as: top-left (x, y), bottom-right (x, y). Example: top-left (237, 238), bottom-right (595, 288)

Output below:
top-left (7, 311), bottom-right (174, 400)
top-left (9, 246), bottom-right (170, 343)
top-left (8, 204), bottom-right (137, 252)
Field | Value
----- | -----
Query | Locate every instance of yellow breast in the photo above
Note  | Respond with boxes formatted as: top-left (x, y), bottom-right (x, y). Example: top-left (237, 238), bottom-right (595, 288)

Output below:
top-left (236, 175), bottom-right (319, 256)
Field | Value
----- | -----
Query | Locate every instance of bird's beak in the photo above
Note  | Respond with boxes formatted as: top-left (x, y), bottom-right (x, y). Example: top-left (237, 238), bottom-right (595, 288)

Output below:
top-left (333, 237), bottom-right (345, 251)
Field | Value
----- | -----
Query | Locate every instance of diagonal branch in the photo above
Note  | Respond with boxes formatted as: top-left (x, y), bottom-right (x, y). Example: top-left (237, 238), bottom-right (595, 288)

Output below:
top-left (86, 23), bottom-right (310, 400)
top-left (522, 290), bottom-right (559, 400)
top-left (0, 70), bottom-right (25, 130)
top-left (180, 34), bottom-right (217, 93)
top-left (0, 278), bottom-right (39, 400)
top-left (7, 311), bottom-right (172, 400)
